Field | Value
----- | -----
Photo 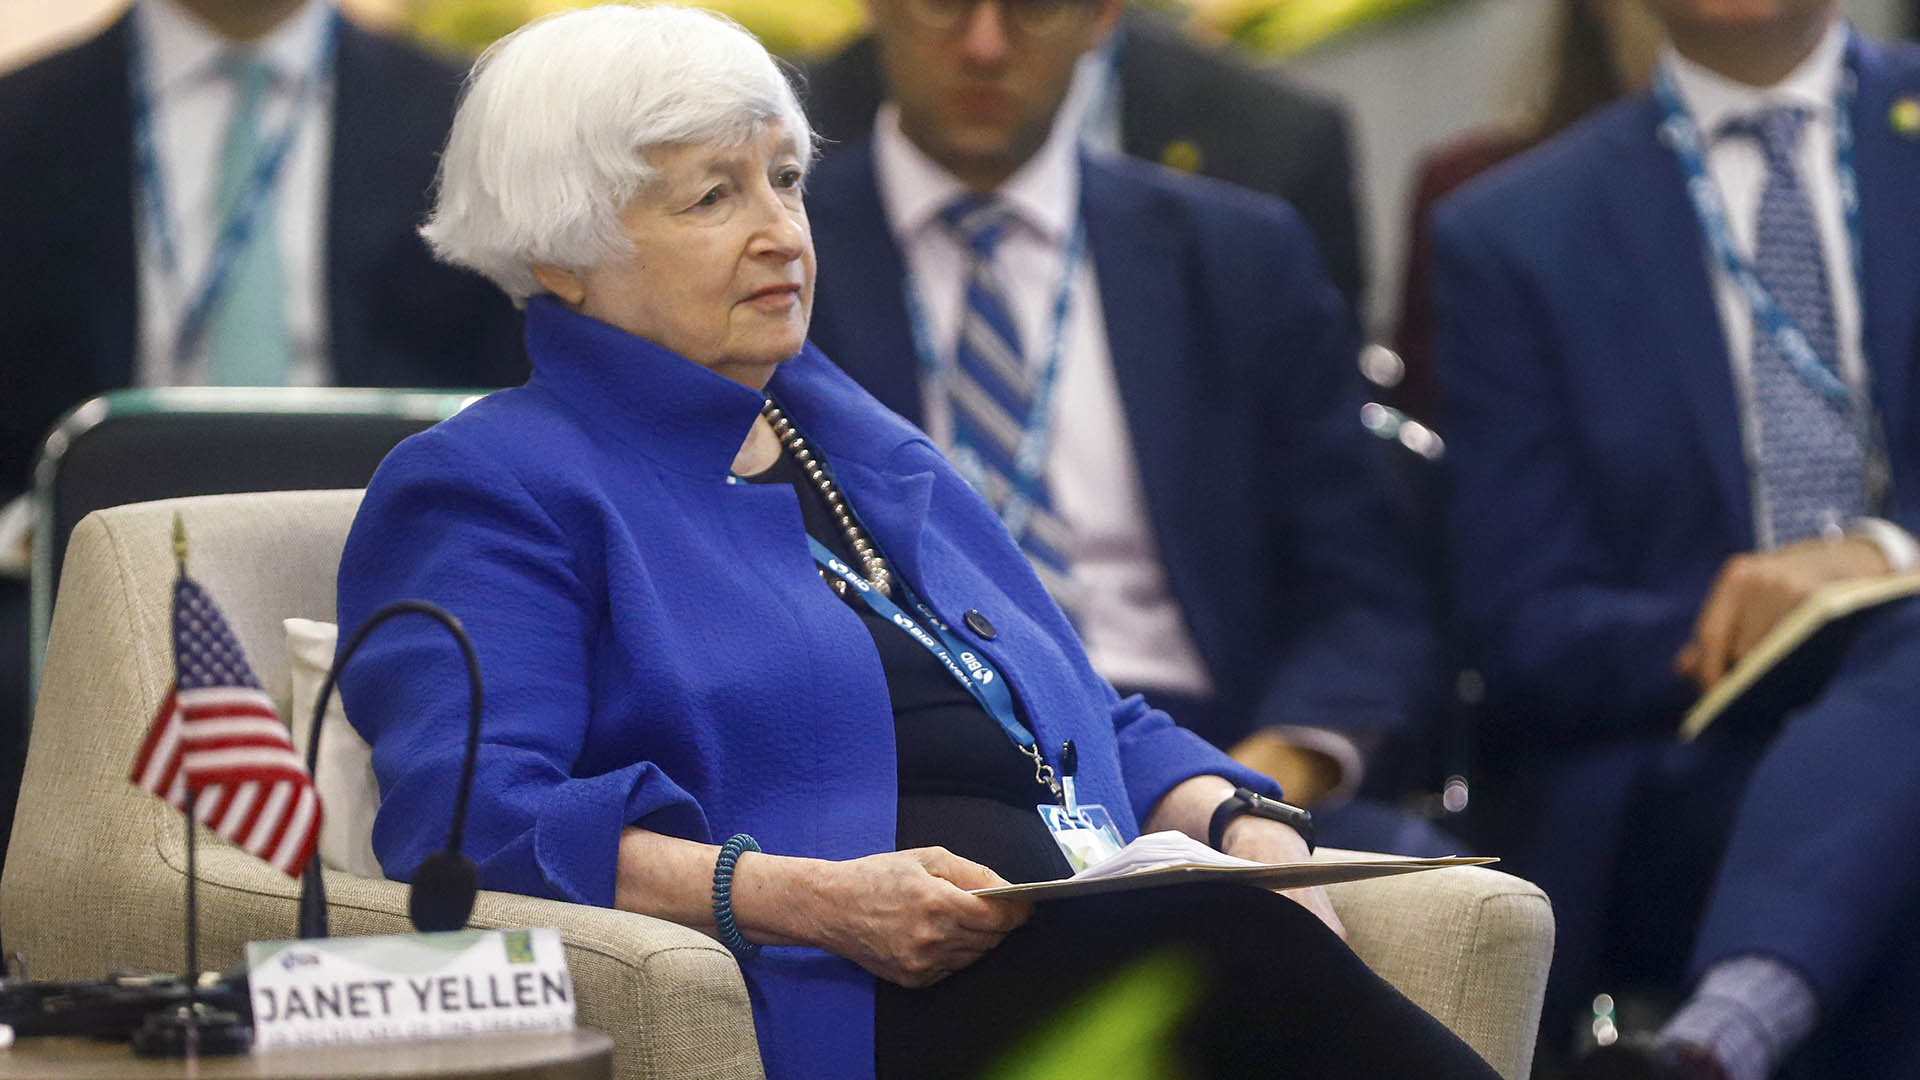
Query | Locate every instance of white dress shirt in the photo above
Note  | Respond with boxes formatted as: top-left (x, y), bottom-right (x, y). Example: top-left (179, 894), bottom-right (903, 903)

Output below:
top-left (872, 103), bottom-right (1215, 699)
top-left (1663, 23), bottom-right (1918, 568)
top-left (132, 0), bottom-right (335, 389)
top-left (1061, 31), bottom-right (1124, 157)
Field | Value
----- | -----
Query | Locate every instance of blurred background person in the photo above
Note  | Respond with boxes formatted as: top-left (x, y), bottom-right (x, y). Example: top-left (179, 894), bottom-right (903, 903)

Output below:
top-left (1435, 0), bottom-right (1920, 1075)
top-left (0, 0), bottom-right (527, 891)
top-left (804, 0), bottom-right (1459, 857)
top-left (0, 0), bottom-right (529, 500)
top-left (801, 1), bottom-right (1369, 311)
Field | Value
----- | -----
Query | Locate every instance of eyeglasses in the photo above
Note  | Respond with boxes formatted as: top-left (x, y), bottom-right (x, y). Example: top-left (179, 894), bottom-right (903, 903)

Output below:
top-left (899, 0), bottom-right (1096, 39)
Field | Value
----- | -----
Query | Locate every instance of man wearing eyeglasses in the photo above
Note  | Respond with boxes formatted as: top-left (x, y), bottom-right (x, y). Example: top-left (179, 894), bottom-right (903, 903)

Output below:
top-left (802, 0), bottom-right (1366, 309)
top-left (806, 0), bottom-right (1448, 859)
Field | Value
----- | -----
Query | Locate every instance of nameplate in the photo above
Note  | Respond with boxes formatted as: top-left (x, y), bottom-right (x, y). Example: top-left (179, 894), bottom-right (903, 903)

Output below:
top-left (245, 928), bottom-right (574, 1049)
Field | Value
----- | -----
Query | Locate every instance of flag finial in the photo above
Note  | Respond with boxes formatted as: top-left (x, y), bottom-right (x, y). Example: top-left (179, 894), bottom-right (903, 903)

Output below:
top-left (172, 513), bottom-right (186, 570)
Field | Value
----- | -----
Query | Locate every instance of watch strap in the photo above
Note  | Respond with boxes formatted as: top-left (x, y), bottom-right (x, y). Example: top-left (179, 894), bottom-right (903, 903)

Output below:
top-left (1207, 787), bottom-right (1314, 853)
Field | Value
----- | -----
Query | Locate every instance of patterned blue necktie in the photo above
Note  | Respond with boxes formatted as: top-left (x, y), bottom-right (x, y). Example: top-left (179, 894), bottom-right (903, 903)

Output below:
top-left (1721, 105), bottom-right (1866, 546)
top-left (939, 194), bottom-right (1079, 610)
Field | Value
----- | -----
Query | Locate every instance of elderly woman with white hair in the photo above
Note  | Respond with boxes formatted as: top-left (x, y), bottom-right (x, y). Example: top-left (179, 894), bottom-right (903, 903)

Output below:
top-left (335, 6), bottom-right (1500, 1080)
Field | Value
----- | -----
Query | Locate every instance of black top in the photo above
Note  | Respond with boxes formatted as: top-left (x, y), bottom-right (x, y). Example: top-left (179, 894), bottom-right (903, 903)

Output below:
top-left (744, 448), bottom-right (1070, 883)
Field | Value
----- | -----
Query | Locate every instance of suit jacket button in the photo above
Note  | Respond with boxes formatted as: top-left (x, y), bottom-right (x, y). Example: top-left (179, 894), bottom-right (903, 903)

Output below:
top-left (964, 610), bottom-right (996, 639)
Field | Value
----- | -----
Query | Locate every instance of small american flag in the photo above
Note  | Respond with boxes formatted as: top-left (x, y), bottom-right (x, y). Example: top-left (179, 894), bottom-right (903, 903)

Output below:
top-left (129, 569), bottom-right (320, 879)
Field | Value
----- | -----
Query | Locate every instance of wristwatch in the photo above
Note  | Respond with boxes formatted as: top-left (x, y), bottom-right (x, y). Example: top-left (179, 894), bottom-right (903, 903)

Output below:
top-left (1208, 786), bottom-right (1314, 853)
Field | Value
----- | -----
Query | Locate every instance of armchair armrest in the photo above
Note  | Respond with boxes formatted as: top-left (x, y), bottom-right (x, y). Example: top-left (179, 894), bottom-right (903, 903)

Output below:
top-left (1316, 847), bottom-right (1553, 1080)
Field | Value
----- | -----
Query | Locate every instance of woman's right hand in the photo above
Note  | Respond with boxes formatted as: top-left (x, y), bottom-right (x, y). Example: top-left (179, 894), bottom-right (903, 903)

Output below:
top-left (799, 847), bottom-right (1032, 988)
top-left (613, 830), bottom-right (1030, 988)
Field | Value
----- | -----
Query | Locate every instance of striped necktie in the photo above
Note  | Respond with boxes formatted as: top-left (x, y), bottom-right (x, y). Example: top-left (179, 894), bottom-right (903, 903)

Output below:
top-left (204, 50), bottom-right (291, 386)
top-left (1721, 105), bottom-right (1867, 546)
top-left (938, 194), bottom-right (1079, 610)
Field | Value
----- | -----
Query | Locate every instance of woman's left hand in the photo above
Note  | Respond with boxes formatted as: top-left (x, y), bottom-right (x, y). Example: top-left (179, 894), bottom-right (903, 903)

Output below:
top-left (1220, 815), bottom-right (1348, 942)
top-left (1146, 775), bottom-right (1348, 942)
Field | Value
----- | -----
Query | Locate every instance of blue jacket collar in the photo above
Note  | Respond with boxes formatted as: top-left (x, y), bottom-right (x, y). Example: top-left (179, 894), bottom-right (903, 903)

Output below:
top-left (522, 295), bottom-right (941, 494)
top-left (523, 296), bottom-right (771, 479)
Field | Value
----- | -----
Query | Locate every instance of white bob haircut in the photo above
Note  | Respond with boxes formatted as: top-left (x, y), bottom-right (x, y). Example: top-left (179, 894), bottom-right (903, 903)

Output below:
top-left (420, 4), bottom-right (813, 305)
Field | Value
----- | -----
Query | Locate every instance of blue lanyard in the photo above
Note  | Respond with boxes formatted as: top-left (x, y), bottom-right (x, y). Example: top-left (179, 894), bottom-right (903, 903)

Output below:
top-left (807, 536), bottom-right (1061, 797)
top-left (1652, 54), bottom-right (1866, 416)
top-left (902, 215), bottom-right (1087, 545)
top-left (129, 9), bottom-right (342, 370)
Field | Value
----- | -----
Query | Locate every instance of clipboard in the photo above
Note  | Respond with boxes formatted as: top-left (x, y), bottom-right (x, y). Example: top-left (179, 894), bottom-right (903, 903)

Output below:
top-left (971, 856), bottom-right (1497, 901)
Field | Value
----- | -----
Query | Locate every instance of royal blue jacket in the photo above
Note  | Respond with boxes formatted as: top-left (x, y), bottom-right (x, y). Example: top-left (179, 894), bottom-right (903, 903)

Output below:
top-left (337, 298), bottom-right (1274, 1080)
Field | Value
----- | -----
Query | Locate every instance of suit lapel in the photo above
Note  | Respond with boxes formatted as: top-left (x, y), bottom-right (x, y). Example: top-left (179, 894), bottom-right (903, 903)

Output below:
top-left (86, 16), bottom-right (140, 391)
top-left (325, 22), bottom-right (377, 374)
top-left (1079, 158), bottom-right (1195, 571)
top-left (766, 347), bottom-right (935, 586)
top-left (1848, 36), bottom-right (1920, 481)
top-left (838, 460), bottom-right (934, 594)
top-left (1608, 101), bottom-right (1754, 540)
top-left (806, 143), bottom-right (925, 425)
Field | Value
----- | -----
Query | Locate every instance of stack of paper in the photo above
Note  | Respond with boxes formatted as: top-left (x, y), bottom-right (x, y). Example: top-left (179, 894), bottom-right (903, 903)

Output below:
top-left (1066, 830), bottom-right (1260, 880)
top-left (971, 830), bottom-right (1495, 901)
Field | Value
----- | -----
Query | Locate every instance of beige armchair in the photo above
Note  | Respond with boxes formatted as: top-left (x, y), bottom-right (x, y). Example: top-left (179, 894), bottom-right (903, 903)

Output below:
top-left (1, 491), bottom-right (1552, 1079)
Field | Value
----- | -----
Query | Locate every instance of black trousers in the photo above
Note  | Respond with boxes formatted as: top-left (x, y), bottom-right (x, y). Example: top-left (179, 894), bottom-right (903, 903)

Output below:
top-left (875, 882), bottom-right (1501, 1080)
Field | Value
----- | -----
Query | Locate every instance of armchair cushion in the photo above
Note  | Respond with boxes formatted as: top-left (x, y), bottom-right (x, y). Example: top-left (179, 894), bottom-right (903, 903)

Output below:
top-left (286, 617), bottom-right (381, 878)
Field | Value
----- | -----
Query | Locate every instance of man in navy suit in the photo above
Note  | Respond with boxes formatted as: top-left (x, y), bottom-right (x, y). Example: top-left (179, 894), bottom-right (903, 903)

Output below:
top-left (805, 0), bottom-right (1446, 854)
top-left (1435, 0), bottom-right (1920, 1075)
top-left (800, 5), bottom-right (1368, 310)
top-left (0, 0), bottom-right (528, 500)
top-left (0, 0), bottom-right (525, 890)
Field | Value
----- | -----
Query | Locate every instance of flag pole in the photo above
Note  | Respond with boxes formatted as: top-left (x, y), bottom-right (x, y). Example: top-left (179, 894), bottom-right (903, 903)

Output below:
top-left (184, 786), bottom-right (200, 1058)
top-left (131, 515), bottom-right (248, 1058)
top-left (176, 516), bottom-right (199, 1053)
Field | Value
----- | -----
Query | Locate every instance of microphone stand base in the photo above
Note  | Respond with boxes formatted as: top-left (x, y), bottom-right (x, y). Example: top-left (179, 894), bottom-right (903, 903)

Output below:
top-left (130, 1003), bottom-right (251, 1058)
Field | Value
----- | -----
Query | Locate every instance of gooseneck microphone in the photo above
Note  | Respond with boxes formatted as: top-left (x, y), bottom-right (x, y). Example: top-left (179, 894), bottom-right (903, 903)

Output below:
top-left (298, 600), bottom-right (484, 939)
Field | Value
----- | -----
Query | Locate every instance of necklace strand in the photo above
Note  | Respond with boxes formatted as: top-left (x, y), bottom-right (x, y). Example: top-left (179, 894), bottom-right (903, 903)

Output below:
top-left (761, 401), bottom-right (892, 598)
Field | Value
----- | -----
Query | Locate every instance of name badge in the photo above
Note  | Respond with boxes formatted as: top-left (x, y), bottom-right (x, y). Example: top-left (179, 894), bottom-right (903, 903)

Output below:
top-left (246, 928), bottom-right (575, 1049)
top-left (1037, 803), bottom-right (1125, 873)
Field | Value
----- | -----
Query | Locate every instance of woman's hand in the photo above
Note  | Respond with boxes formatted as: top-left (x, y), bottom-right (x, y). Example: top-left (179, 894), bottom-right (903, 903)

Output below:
top-left (795, 848), bottom-right (1032, 988)
top-left (1147, 775), bottom-right (1347, 941)
top-left (615, 830), bottom-right (1027, 985)
top-left (1219, 814), bottom-right (1348, 942)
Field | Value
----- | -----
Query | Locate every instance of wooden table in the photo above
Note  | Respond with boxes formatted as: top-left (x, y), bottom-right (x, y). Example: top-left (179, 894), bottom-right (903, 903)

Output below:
top-left (0, 1028), bottom-right (612, 1079)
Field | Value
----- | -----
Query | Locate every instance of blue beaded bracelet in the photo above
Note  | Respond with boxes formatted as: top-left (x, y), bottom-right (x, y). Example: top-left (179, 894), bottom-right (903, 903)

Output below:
top-left (711, 833), bottom-right (762, 961)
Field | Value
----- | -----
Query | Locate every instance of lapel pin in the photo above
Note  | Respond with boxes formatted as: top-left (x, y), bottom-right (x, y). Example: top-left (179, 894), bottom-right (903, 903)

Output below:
top-left (1891, 96), bottom-right (1920, 139)
top-left (1159, 138), bottom-right (1202, 175)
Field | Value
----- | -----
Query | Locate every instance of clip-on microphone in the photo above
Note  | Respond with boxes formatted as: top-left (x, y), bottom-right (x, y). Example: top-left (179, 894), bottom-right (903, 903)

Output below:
top-left (297, 600), bottom-right (484, 939)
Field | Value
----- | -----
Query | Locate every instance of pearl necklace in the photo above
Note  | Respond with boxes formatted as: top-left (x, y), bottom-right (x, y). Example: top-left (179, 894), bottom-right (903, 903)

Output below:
top-left (761, 401), bottom-right (892, 598)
